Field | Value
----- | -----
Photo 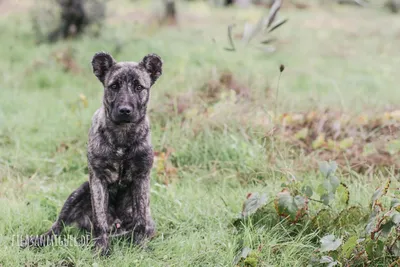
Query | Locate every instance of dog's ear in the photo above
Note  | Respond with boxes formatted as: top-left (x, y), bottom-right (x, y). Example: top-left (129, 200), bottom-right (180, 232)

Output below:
top-left (140, 54), bottom-right (163, 85)
top-left (91, 52), bottom-right (116, 84)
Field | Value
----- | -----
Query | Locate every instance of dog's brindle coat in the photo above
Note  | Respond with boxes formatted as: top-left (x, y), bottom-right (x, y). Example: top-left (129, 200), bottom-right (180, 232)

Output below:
top-left (23, 52), bottom-right (162, 255)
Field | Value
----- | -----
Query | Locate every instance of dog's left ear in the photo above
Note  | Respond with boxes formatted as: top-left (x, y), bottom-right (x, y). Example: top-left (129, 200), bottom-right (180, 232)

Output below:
top-left (140, 54), bottom-right (163, 85)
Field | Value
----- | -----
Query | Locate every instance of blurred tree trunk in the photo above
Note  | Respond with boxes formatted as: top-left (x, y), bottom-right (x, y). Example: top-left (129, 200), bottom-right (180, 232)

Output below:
top-left (48, 0), bottom-right (88, 42)
top-left (163, 0), bottom-right (177, 25)
top-left (386, 0), bottom-right (400, 13)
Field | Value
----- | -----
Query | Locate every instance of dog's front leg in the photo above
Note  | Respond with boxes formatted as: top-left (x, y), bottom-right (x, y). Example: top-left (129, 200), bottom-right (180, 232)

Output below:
top-left (89, 172), bottom-right (110, 255)
top-left (131, 172), bottom-right (152, 244)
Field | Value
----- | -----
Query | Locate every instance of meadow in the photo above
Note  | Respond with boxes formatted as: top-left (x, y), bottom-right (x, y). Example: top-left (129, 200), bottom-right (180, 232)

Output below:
top-left (0, 0), bottom-right (399, 266)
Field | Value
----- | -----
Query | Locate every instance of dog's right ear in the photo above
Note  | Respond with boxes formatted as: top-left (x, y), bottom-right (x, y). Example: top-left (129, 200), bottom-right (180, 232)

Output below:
top-left (91, 52), bottom-right (116, 84)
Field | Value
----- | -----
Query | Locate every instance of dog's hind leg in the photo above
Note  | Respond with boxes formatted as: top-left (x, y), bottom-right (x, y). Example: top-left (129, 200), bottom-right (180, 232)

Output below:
top-left (53, 181), bottom-right (93, 232)
top-left (22, 182), bottom-right (94, 247)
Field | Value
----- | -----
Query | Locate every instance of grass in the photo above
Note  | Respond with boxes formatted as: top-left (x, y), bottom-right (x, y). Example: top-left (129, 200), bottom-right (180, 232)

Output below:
top-left (0, 0), bottom-right (399, 266)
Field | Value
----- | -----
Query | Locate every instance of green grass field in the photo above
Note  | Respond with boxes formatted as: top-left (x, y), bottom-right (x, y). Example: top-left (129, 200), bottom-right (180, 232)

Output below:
top-left (0, 0), bottom-right (399, 266)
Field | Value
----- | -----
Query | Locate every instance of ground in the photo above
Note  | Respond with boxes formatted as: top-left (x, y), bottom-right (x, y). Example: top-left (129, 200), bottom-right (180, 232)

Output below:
top-left (0, 0), bottom-right (399, 266)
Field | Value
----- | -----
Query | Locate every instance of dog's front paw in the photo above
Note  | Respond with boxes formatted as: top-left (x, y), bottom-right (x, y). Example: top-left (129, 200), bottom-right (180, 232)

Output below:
top-left (145, 219), bottom-right (156, 239)
top-left (133, 224), bottom-right (147, 245)
top-left (94, 234), bottom-right (110, 256)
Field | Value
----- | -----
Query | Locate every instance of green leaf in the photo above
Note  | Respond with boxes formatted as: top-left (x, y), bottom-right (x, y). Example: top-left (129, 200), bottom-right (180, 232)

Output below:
top-left (383, 179), bottom-right (391, 194)
top-left (337, 183), bottom-right (350, 205)
top-left (371, 187), bottom-right (383, 205)
top-left (319, 161), bottom-right (337, 177)
top-left (317, 184), bottom-right (326, 196)
top-left (329, 161), bottom-right (338, 174)
top-left (319, 256), bottom-right (338, 266)
top-left (341, 236), bottom-right (358, 259)
top-left (321, 193), bottom-right (334, 206)
top-left (321, 175), bottom-right (340, 196)
top-left (366, 239), bottom-right (385, 260)
top-left (322, 180), bottom-right (333, 193)
top-left (274, 190), bottom-right (307, 222)
top-left (390, 198), bottom-right (400, 210)
top-left (319, 161), bottom-right (330, 176)
top-left (392, 240), bottom-right (400, 257)
top-left (365, 241), bottom-right (374, 259)
top-left (380, 221), bottom-right (395, 237)
top-left (371, 179), bottom-right (391, 206)
top-left (275, 190), bottom-right (297, 220)
top-left (366, 206), bottom-right (381, 234)
top-left (318, 168), bottom-right (341, 206)
top-left (302, 185), bottom-right (313, 198)
top-left (391, 211), bottom-right (400, 225)
top-left (320, 234), bottom-right (342, 253)
top-left (329, 176), bottom-right (340, 192)
top-left (242, 193), bottom-right (268, 217)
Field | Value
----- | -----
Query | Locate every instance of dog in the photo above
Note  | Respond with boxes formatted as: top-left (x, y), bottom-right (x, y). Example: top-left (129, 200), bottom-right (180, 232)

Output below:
top-left (22, 52), bottom-right (163, 255)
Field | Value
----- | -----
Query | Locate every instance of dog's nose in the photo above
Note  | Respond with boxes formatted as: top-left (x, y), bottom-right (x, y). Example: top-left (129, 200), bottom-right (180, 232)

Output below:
top-left (118, 106), bottom-right (132, 115)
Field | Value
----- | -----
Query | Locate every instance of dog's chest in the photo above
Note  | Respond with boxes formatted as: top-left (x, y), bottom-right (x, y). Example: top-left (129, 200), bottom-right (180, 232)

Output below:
top-left (105, 148), bottom-right (139, 185)
top-left (116, 148), bottom-right (125, 157)
top-left (106, 162), bottom-right (133, 185)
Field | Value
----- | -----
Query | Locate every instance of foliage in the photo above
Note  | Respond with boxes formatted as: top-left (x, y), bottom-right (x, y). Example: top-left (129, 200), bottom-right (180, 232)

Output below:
top-left (275, 109), bottom-right (400, 174)
top-left (225, 0), bottom-right (288, 52)
top-left (235, 161), bottom-right (400, 266)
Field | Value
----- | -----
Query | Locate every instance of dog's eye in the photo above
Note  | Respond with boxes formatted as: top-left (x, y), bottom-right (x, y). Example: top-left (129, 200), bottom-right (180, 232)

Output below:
top-left (110, 84), bottom-right (119, 91)
top-left (136, 85), bottom-right (143, 92)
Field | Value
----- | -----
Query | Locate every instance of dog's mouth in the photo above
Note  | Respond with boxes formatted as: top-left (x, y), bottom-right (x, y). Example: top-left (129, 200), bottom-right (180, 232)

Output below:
top-left (111, 114), bottom-right (145, 125)
top-left (114, 117), bottom-right (133, 124)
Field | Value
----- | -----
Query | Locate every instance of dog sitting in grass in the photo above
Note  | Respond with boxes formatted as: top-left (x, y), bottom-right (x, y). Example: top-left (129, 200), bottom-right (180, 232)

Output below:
top-left (23, 52), bottom-right (162, 255)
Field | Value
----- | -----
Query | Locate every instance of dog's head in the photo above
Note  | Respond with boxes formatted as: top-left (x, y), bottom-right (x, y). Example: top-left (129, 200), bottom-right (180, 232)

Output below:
top-left (91, 52), bottom-right (162, 124)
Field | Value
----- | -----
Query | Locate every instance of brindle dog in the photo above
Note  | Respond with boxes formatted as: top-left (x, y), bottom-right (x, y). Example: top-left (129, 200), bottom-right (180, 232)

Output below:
top-left (23, 52), bottom-right (162, 255)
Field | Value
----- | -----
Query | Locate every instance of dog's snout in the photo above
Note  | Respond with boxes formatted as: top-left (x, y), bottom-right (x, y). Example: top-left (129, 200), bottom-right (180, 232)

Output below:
top-left (118, 106), bottom-right (132, 115)
top-left (113, 104), bottom-right (135, 123)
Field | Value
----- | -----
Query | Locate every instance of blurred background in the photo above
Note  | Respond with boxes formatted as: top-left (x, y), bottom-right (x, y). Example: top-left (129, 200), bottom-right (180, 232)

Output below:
top-left (0, 0), bottom-right (399, 266)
